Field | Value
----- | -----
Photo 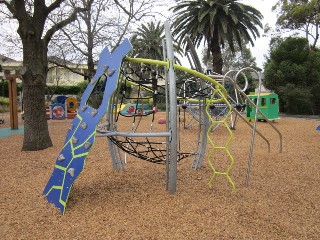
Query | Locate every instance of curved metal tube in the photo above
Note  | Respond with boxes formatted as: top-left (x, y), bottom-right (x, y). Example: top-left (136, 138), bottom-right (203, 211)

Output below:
top-left (227, 67), bottom-right (283, 187)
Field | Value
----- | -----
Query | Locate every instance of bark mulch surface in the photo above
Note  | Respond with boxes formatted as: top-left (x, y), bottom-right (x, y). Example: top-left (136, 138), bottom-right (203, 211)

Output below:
top-left (1, 112), bottom-right (319, 239)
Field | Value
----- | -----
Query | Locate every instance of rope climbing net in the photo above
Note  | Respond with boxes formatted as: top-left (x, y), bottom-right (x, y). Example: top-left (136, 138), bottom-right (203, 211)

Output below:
top-left (100, 61), bottom-right (200, 164)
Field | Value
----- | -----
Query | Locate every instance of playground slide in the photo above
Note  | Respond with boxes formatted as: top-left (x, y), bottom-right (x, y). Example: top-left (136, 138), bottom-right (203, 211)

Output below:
top-left (43, 39), bottom-right (132, 214)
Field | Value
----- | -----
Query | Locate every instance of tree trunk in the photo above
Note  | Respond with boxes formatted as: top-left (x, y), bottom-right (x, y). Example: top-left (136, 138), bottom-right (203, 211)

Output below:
top-left (87, 46), bottom-right (94, 79)
top-left (210, 32), bottom-right (223, 74)
top-left (20, 38), bottom-right (52, 151)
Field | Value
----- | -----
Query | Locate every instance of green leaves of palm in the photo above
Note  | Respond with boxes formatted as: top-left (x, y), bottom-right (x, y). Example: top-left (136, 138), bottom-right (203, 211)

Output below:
top-left (172, 0), bottom-right (262, 51)
top-left (130, 21), bottom-right (165, 60)
top-left (171, 0), bottom-right (263, 73)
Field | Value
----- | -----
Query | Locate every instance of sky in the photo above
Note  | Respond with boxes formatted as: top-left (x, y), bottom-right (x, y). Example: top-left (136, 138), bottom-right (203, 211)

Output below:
top-left (0, 0), bottom-right (279, 70)
top-left (241, 0), bottom-right (279, 68)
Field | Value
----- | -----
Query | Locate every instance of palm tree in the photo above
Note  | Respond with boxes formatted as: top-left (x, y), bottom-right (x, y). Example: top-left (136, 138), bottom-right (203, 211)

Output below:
top-left (130, 21), bottom-right (183, 106)
top-left (130, 21), bottom-right (165, 60)
top-left (171, 0), bottom-right (263, 74)
top-left (130, 21), bottom-right (183, 61)
top-left (129, 21), bottom-right (165, 106)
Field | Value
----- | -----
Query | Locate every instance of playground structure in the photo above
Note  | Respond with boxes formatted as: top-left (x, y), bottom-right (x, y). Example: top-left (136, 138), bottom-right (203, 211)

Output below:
top-left (181, 37), bottom-right (283, 186)
top-left (0, 69), bottom-right (19, 129)
top-left (46, 96), bottom-right (79, 120)
top-left (43, 21), bottom-right (282, 214)
top-left (246, 92), bottom-right (279, 122)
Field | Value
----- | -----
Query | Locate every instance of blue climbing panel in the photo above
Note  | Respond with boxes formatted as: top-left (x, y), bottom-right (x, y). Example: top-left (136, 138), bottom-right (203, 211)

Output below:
top-left (43, 39), bottom-right (132, 214)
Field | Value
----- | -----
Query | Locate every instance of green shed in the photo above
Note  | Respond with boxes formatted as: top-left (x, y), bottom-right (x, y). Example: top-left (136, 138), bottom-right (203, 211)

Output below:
top-left (246, 93), bottom-right (279, 121)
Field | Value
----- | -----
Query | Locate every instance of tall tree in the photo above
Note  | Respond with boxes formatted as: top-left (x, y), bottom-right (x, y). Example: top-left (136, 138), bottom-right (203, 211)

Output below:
top-left (201, 41), bottom-right (258, 73)
top-left (49, 0), bottom-right (157, 80)
top-left (130, 21), bottom-right (165, 60)
top-left (0, 1), bottom-right (92, 151)
top-left (264, 37), bottom-right (320, 114)
top-left (130, 21), bottom-right (183, 106)
top-left (170, 0), bottom-right (263, 74)
top-left (130, 21), bottom-right (166, 106)
top-left (272, 0), bottom-right (320, 49)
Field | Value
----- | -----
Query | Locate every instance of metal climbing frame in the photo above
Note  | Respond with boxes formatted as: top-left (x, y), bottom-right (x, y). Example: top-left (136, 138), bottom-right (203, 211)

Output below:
top-left (98, 21), bottom-right (179, 193)
top-left (179, 35), bottom-right (209, 170)
top-left (97, 25), bottom-right (232, 194)
top-left (43, 22), bottom-right (234, 214)
top-left (224, 68), bottom-right (283, 186)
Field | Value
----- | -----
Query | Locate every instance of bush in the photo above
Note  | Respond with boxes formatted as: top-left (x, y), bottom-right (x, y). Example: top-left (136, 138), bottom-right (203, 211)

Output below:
top-left (0, 96), bottom-right (9, 113)
top-left (279, 84), bottom-right (313, 114)
top-left (46, 81), bottom-right (89, 96)
top-left (157, 103), bottom-right (166, 111)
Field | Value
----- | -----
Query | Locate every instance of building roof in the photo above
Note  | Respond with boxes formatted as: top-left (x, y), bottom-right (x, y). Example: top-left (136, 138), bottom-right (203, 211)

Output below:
top-left (0, 54), bottom-right (18, 64)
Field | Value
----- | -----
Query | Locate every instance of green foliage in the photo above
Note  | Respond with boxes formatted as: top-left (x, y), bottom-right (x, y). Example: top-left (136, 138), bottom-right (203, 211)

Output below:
top-left (0, 96), bottom-right (9, 104)
top-left (171, 0), bottom-right (263, 73)
top-left (0, 96), bottom-right (9, 113)
top-left (156, 103), bottom-right (166, 111)
top-left (130, 20), bottom-right (182, 62)
top-left (45, 81), bottom-right (89, 96)
top-left (272, 0), bottom-right (319, 48)
top-left (264, 37), bottom-right (320, 114)
top-left (130, 21), bottom-right (165, 60)
top-left (278, 84), bottom-right (313, 114)
top-left (0, 81), bottom-right (22, 98)
top-left (201, 40), bottom-right (259, 73)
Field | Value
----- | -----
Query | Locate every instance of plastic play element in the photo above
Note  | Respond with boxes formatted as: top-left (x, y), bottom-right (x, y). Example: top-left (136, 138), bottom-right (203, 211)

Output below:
top-left (43, 39), bottom-right (132, 214)
top-left (65, 97), bottom-right (79, 112)
top-left (246, 93), bottom-right (279, 122)
top-left (120, 103), bottom-right (152, 116)
top-left (56, 95), bottom-right (68, 104)
top-left (316, 125), bottom-right (320, 131)
top-left (158, 118), bottom-right (166, 124)
top-left (47, 97), bottom-right (79, 120)
top-left (50, 103), bottom-right (66, 120)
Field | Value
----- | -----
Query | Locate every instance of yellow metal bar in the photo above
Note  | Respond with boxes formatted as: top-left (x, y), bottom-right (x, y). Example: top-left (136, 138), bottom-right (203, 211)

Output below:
top-left (124, 57), bottom-right (228, 97)
top-left (205, 88), bottom-right (236, 192)
top-left (124, 56), bottom-right (235, 191)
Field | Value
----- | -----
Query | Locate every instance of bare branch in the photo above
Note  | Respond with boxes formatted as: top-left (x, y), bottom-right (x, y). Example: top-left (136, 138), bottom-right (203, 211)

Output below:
top-left (46, 0), bottom-right (64, 14)
top-left (43, 0), bottom-right (93, 46)
top-left (113, 0), bottom-right (134, 18)
top-left (0, 0), bottom-right (14, 14)
top-left (112, 15), bottom-right (131, 50)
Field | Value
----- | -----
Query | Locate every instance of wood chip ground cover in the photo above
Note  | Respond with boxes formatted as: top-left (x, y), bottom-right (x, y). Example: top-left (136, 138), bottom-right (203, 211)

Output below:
top-left (0, 113), bottom-right (319, 239)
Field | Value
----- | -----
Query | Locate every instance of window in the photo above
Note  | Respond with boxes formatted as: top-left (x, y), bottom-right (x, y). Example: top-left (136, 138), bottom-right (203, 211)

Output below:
top-left (261, 98), bottom-right (266, 106)
top-left (252, 98), bottom-right (257, 105)
top-left (270, 98), bottom-right (276, 104)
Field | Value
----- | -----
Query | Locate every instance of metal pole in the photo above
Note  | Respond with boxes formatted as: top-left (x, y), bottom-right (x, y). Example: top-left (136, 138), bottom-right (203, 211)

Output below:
top-left (164, 21), bottom-right (178, 194)
top-left (162, 38), bottom-right (170, 191)
top-left (244, 70), bottom-right (262, 187)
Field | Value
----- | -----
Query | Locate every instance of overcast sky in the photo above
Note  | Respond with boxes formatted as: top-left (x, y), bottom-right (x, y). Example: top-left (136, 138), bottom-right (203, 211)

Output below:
top-left (242, 0), bottom-right (279, 68)
top-left (0, 0), bottom-right (279, 70)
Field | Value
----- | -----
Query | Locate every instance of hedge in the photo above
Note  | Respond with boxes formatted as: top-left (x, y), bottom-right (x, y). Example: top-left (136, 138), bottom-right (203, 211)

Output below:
top-left (0, 80), bottom-right (89, 97)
